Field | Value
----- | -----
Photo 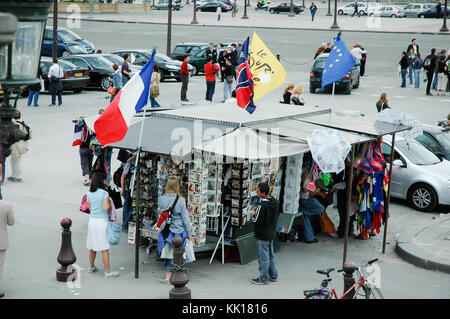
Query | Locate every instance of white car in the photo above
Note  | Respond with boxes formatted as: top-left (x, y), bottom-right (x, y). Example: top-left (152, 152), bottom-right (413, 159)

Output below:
top-left (337, 2), bottom-right (368, 15)
top-left (403, 3), bottom-right (428, 17)
top-left (369, 5), bottom-right (406, 18)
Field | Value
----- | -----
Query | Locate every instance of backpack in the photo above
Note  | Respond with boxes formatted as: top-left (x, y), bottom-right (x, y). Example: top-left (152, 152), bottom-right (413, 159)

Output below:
top-left (155, 196), bottom-right (179, 240)
top-left (19, 120), bottom-right (32, 140)
top-left (423, 56), bottom-right (431, 68)
top-left (113, 164), bottom-right (124, 188)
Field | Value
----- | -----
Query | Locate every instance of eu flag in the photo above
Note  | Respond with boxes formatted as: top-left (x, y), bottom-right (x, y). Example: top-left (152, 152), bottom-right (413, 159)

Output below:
top-left (321, 33), bottom-right (357, 90)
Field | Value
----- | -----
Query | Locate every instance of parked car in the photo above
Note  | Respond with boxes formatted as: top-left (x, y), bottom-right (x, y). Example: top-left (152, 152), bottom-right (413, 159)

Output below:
top-left (170, 43), bottom-right (209, 61)
top-left (369, 5), bottom-right (406, 17)
top-left (417, 7), bottom-right (450, 18)
top-left (112, 49), bottom-right (193, 81)
top-left (402, 3), bottom-right (428, 17)
top-left (187, 43), bottom-right (231, 75)
top-left (41, 26), bottom-right (95, 57)
top-left (39, 57), bottom-right (90, 93)
top-left (309, 53), bottom-right (360, 94)
top-left (365, 2), bottom-right (381, 14)
top-left (154, 0), bottom-right (182, 10)
top-left (198, 0), bottom-right (232, 6)
top-left (381, 136), bottom-right (450, 212)
top-left (196, 1), bottom-right (233, 12)
top-left (101, 53), bottom-right (142, 73)
top-left (414, 124), bottom-right (450, 161)
top-left (61, 54), bottom-right (115, 91)
top-left (269, 2), bottom-right (304, 14)
top-left (337, 2), bottom-right (368, 15)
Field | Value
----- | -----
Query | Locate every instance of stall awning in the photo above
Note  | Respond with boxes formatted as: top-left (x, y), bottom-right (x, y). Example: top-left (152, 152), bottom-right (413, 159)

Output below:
top-left (195, 127), bottom-right (310, 160)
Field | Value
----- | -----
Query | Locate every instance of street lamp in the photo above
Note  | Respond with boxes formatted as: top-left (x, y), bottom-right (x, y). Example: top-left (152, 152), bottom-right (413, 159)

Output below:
top-left (167, 0), bottom-right (173, 56)
top-left (440, 0), bottom-right (448, 32)
top-left (191, 0), bottom-right (199, 24)
top-left (0, 0), bottom-right (52, 155)
top-left (330, 0), bottom-right (340, 29)
top-left (289, 0), bottom-right (295, 17)
top-left (327, 0), bottom-right (332, 16)
top-left (242, 0), bottom-right (249, 19)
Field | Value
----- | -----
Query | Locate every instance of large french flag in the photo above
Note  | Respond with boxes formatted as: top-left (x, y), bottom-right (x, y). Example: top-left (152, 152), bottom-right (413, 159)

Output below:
top-left (236, 37), bottom-right (256, 114)
top-left (94, 50), bottom-right (156, 146)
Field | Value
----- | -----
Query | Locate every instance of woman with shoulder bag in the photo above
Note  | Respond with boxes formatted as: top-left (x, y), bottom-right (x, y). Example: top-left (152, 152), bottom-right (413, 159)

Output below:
top-left (437, 55), bottom-right (448, 96)
top-left (150, 64), bottom-right (161, 107)
top-left (157, 177), bottom-right (191, 284)
top-left (86, 172), bottom-right (120, 278)
top-left (375, 93), bottom-right (390, 112)
top-left (222, 58), bottom-right (235, 102)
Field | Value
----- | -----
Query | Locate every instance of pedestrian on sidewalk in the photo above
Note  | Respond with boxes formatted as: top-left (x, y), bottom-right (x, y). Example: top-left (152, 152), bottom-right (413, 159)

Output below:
top-left (206, 43), bottom-right (218, 64)
top-left (407, 48), bottom-right (416, 85)
top-left (86, 172), bottom-right (120, 279)
top-left (48, 58), bottom-right (63, 106)
top-left (181, 55), bottom-right (191, 102)
top-left (204, 56), bottom-right (220, 102)
top-left (8, 111), bottom-right (30, 183)
top-left (399, 51), bottom-right (408, 88)
top-left (27, 66), bottom-right (43, 107)
top-left (222, 58), bottom-right (235, 102)
top-left (150, 64), bottom-right (161, 107)
top-left (121, 54), bottom-right (132, 86)
top-left (351, 43), bottom-right (367, 75)
top-left (121, 152), bottom-right (136, 232)
top-left (110, 63), bottom-right (122, 102)
top-left (423, 48), bottom-right (437, 96)
top-left (232, 1), bottom-right (238, 17)
top-left (0, 199), bottom-right (15, 298)
top-left (432, 50), bottom-right (446, 90)
top-left (437, 55), bottom-right (448, 96)
top-left (157, 177), bottom-right (191, 284)
top-left (351, 1), bottom-right (360, 17)
top-left (78, 117), bottom-right (95, 186)
top-left (406, 38), bottom-right (419, 56)
top-left (412, 53), bottom-right (423, 89)
top-left (310, 2), bottom-right (318, 21)
top-left (250, 182), bottom-right (280, 285)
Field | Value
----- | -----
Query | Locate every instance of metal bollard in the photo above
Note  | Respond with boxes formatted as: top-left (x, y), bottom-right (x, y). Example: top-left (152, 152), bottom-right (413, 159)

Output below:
top-left (169, 236), bottom-right (191, 299)
top-left (342, 261), bottom-right (356, 299)
top-left (56, 218), bottom-right (77, 282)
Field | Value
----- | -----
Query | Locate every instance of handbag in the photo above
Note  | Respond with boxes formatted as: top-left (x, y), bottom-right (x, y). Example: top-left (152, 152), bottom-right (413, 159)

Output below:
top-left (226, 75), bottom-right (233, 83)
top-left (150, 86), bottom-right (160, 98)
top-left (107, 86), bottom-right (116, 95)
top-left (184, 239), bottom-right (196, 263)
top-left (318, 210), bottom-right (335, 234)
top-left (107, 185), bottom-right (122, 209)
top-left (80, 194), bottom-right (90, 214)
top-left (155, 196), bottom-right (179, 239)
top-left (106, 220), bottom-right (121, 245)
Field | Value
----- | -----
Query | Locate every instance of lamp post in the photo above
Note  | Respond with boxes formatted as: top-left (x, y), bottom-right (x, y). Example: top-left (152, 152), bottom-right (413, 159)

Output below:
top-left (327, 0), bottom-right (332, 16)
top-left (440, 0), bottom-right (448, 32)
top-left (242, 0), bottom-right (249, 19)
top-left (289, 0), bottom-right (295, 17)
top-left (52, 0), bottom-right (58, 61)
top-left (167, 0), bottom-right (173, 56)
top-left (191, 0), bottom-right (199, 24)
top-left (330, 0), bottom-right (340, 29)
top-left (0, 0), bottom-right (52, 156)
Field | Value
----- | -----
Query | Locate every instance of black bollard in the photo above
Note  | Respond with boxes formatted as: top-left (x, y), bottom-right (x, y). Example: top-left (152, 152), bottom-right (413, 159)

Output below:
top-left (169, 236), bottom-right (191, 299)
top-left (342, 261), bottom-right (356, 299)
top-left (56, 218), bottom-right (77, 282)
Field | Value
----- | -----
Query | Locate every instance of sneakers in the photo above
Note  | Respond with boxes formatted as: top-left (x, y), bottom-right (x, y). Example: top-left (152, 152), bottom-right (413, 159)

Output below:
top-left (7, 177), bottom-right (22, 182)
top-left (104, 270), bottom-right (120, 278)
top-left (305, 238), bottom-right (318, 244)
top-left (269, 277), bottom-right (278, 282)
top-left (251, 278), bottom-right (269, 285)
top-left (88, 265), bottom-right (97, 273)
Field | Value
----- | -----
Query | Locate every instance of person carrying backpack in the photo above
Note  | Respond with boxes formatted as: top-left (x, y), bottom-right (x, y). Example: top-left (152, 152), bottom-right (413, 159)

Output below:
top-left (8, 111), bottom-right (30, 183)
top-left (412, 52), bottom-right (423, 89)
top-left (423, 48), bottom-right (437, 96)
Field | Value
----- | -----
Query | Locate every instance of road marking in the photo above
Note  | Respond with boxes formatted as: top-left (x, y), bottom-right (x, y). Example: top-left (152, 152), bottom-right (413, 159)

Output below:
top-left (417, 97), bottom-right (430, 100)
top-left (352, 92), bottom-right (361, 95)
top-left (393, 96), bottom-right (407, 98)
top-left (381, 86), bottom-right (394, 89)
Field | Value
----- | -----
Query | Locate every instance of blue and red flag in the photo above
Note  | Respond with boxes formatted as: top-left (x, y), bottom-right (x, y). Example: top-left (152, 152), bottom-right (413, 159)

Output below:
top-left (236, 37), bottom-right (256, 114)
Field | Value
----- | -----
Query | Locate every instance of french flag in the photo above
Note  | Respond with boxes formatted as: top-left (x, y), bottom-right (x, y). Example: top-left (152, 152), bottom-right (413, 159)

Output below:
top-left (72, 123), bottom-right (83, 146)
top-left (236, 37), bottom-right (256, 114)
top-left (94, 50), bottom-right (156, 146)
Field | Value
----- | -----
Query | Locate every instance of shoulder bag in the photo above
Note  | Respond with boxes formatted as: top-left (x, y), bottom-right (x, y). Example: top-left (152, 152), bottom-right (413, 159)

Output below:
top-left (154, 196), bottom-right (179, 239)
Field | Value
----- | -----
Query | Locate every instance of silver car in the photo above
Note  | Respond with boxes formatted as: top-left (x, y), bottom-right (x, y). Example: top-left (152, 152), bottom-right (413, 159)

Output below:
top-left (370, 5), bottom-right (406, 17)
top-left (381, 136), bottom-right (450, 212)
top-left (403, 3), bottom-right (427, 17)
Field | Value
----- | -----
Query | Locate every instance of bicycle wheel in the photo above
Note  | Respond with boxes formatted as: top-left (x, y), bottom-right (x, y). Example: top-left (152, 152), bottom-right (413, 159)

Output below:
top-left (305, 291), bottom-right (330, 299)
top-left (364, 286), bottom-right (384, 299)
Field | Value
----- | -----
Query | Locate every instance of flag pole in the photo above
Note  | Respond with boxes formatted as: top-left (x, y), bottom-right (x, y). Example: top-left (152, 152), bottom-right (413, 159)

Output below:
top-left (330, 81), bottom-right (335, 124)
top-left (130, 110), bottom-right (146, 199)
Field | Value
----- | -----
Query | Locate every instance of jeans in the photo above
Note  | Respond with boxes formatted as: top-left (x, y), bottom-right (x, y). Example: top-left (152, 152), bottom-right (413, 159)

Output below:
top-left (51, 89), bottom-right (62, 105)
top-left (408, 65), bottom-right (413, 84)
top-left (206, 81), bottom-right (216, 101)
top-left (400, 69), bottom-right (407, 87)
top-left (311, 11), bottom-right (316, 21)
top-left (432, 71), bottom-right (438, 89)
top-left (104, 151), bottom-right (112, 178)
top-left (79, 147), bottom-right (93, 176)
top-left (256, 240), bottom-right (278, 282)
top-left (122, 189), bottom-right (132, 230)
top-left (223, 80), bottom-right (233, 101)
top-left (27, 90), bottom-right (39, 106)
top-left (413, 69), bottom-right (421, 88)
top-left (150, 96), bottom-right (160, 107)
top-left (300, 196), bottom-right (324, 241)
top-left (181, 74), bottom-right (189, 101)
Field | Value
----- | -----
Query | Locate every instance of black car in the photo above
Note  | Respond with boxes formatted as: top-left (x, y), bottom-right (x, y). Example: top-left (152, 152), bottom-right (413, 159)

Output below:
top-left (101, 53), bottom-right (142, 73)
top-left (415, 124), bottom-right (450, 161)
top-left (61, 54), bottom-right (115, 91)
top-left (39, 58), bottom-right (90, 93)
top-left (112, 49), bottom-right (193, 82)
top-left (154, 0), bottom-right (183, 10)
top-left (309, 53), bottom-right (360, 94)
top-left (196, 1), bottom-right (233, 12)
top-left (418, 8), bottom-right (450, 18)
top-left (269, 2), bottom-right (304, 14)
top-left (170, 43), bottom-right (209, 62)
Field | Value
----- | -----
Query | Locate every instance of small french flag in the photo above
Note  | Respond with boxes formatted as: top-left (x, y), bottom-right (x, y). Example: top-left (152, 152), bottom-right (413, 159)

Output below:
top-left (94, 50), bottom-right (156, 146)
top-left (72, 123), bottom-right (83, 146)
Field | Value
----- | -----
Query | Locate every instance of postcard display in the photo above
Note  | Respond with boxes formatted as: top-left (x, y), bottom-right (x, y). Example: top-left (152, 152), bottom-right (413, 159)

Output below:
top-left (282, 153), bottom-right (304, 214)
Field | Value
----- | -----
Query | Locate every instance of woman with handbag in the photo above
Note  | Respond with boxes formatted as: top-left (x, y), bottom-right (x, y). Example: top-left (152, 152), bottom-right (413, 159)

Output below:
top-left (86, 172), bottom-right (120, 278)
top-left (150, 64), bottom-right (161, 108)
top-left (157, 177), bottom-right (191, 284)
top-left (222, 58), bottom-right (235, 102)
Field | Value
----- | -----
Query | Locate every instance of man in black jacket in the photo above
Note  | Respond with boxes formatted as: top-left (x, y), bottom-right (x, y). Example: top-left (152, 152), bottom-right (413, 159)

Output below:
top-left (423, 48), bottom-right (437, 96)
top-left (206, 43), bottom-right (217, 64)
top-left (406, 38), bottom-right (419, 55)
top-left (251, 182), bottom-right (279, 285)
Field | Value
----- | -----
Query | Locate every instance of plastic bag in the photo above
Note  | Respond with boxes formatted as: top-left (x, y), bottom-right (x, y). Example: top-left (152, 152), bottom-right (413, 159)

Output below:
top-left (184, 239), bottom-right (196, 263)
top-left (106, 221), bottom-right (121, 245)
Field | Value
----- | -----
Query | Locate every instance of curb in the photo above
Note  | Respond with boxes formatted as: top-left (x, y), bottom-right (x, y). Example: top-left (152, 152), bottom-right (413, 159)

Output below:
top-left (395, 216), bottom-right (450, 274)
top-left (51, 15), bottom-right (450, 36)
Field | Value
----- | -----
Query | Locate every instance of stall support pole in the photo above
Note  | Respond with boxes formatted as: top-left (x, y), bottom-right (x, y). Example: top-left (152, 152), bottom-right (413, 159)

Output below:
top-left (342, 145), bottom-right (355, 266)
top-left (382, 133), bottom-right (396, 254)
top-left (210, 215), bottom-right (231, 264)
top-left (135, 167), bottom-right (141, 279)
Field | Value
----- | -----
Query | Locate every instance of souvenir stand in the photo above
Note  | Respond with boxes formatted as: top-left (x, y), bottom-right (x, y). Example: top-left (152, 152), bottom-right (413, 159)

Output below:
top-left (85, 103), bottom-right (411, 277)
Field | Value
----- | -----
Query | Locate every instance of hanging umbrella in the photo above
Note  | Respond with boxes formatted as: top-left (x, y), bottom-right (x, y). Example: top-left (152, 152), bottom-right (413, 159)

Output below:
top-left (307, 129), bottom-right (351, 174)
top-left (375, 109), bottom-right (422, 141)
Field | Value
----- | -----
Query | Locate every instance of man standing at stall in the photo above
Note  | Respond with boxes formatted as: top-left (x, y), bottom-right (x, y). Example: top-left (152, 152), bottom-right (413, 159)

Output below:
top-left (250, 182), bottom-right (280, 285)
top-left (121, 152), bottom-right (136, 232)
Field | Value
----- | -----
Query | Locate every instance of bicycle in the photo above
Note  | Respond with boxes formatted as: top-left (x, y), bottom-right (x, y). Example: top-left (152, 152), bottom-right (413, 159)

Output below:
top-left (303, 258), bottom-right (384, 299)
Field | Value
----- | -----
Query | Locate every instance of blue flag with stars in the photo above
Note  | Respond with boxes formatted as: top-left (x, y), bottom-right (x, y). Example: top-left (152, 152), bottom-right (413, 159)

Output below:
top-left (321, 33), bottom-right (357, 90)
